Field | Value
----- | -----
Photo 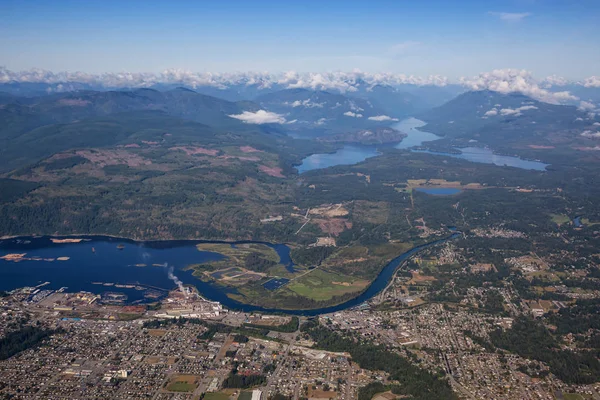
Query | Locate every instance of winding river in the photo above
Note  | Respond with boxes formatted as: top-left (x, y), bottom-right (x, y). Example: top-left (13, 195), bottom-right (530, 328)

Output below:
top-left (0, 234), bottom-right (458, 315)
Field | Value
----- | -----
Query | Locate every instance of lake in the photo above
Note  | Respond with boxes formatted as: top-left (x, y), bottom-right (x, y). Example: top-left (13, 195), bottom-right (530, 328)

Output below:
top-left (413, 147), bottom-right (549, 171)
top-left (296, 118), bottom-right (441, 173)
top-left (393, 117), bottom-right (441, 149)
top-left (0, 234), bottom-right (457, 315)
top-left (296, 118), bottom-right (547, 172)
top-left (295, 145), bottom-right (380, 174)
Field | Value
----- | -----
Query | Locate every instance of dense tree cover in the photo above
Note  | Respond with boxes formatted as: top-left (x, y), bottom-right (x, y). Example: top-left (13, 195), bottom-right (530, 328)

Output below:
top-left (489, 316), bottom-right (600, 384)
top-left (141, 318), bottom-right (272, 341)
top-left (547, 299), bottom-right (600, 334)
top-left (290, 246), bottom-right (336, 266)
top-left (300, 320), bottom-right (456, 400)
top-left (0, 326), bottom-right (61, 360)
top-left (269, 394), bottom-right (291, 400)
top-left (222, 370), bottom-right (267, 388)
top-left (463, 330), bottom-right (495, 352)
top-left (245, 253), bottom-right (277, 273)
top-left (245, 317), bottom-right (299, 333)
top-left (233, 334), bottom-right (249, 343)
top-left (142, 317), bottom-right (205, 329)
top-left (0, 178), bottom-right (38, 203)
top-left (263, 363), bottom-right (277, 374)
top-left (358, 382), bottom-right (387, 400)
top-left (42, 155), bottom-right (88, 171)
top-left (585, 334), bottom-right (600, 349)
top-left (483, 289), bottom-right (505, 314)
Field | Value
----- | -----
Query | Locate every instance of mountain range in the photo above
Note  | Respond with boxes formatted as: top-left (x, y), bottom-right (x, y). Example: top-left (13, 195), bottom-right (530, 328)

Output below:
top-left (1, 82), bottom-right (599, 173)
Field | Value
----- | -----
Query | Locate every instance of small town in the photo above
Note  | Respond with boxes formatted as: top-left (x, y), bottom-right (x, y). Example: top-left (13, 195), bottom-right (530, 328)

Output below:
top-left (2, 267), bottom-right (600, 400)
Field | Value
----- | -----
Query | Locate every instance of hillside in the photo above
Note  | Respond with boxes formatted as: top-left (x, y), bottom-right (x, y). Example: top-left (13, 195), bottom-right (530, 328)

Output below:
top-left (417, 90), bottom-right (600, 162)
top-left (0, 89), bottom-right (285, 171)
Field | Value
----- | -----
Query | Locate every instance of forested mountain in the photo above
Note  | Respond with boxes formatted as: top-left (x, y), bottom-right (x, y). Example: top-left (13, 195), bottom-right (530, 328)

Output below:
top-left (417, 90), bottom-right (600, 156)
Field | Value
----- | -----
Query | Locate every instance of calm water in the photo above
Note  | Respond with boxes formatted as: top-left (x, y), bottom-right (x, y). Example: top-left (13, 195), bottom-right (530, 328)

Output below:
top-left (393, 118), bottom-right (441, 149)
top-left (297, 118), bottom-right (548, 172)
top-left (296, 118), bottom-right (441, 173)
top-left (415, 188), bottom-right (462, 195)
top-left (296, 145), bottom-right (380, 173)
top-left (414, 147), bottom-right (549, 171)
top-left (0, 234), bottom-right (457, 315)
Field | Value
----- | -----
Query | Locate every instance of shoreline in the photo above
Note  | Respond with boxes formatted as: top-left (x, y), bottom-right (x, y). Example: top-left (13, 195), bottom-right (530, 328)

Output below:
top-left (0, 232), bottom-right (459, 315)
top-left (0, 232), bottom-right (287, 246)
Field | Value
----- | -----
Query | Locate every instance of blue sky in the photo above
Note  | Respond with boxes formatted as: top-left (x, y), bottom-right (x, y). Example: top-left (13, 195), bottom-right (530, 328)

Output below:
top-left (1, 0), bottom-right (599, 79)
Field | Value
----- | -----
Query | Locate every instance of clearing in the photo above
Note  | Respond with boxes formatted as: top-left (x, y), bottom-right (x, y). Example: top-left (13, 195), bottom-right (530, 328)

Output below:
top-left (287, 269), bottom-right (368, 301)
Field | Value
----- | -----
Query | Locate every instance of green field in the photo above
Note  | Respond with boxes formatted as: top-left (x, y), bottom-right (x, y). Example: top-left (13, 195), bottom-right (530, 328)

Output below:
top-left (166, 381), bottom-right (196, 392)
top-left (563, 394), bottom-right (585, 400)
top-left (550, 213), bottom-right (570, 226)
top-left (203, 392), bottom-right (232, 400)
top-left (196, 243), bottom-right (280, 263)
top-left (287, 269), bottom-right (368, 301)
top-left (238, 391), bottom-right (253, 400)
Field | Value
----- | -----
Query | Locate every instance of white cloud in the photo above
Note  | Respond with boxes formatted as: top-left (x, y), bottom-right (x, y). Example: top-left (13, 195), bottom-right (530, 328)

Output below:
top-left (0, 67), bottom-right (453, 92)
top-left (343, 111), bottom-right (363, 118)
top-left (579, 101), bottom-right (597, 111)
top-left (459, 69), bottom-right (578, 104)
top-left (581, 130), bottom-right (600, 138)
top-left (348, 101), bottom-right (364, 112)
top-left (1, 67), bottom-right (596, 97)
top-left (286, 99), bottom-right (324, 108)
top-left (489, 12), bottom-right (532, 22)
top-left (484, 109), bottom-right (498, 117)
top-left (499, 105), bottom-right (538, 116)
top-left (583, 76), bottom-right (600, 88)
top-left (228, 110), bottom-right (286, 124)
top-left (542, 75), bottom-right (569, 88)
top-left (368, 115), bottom-right (399, 122)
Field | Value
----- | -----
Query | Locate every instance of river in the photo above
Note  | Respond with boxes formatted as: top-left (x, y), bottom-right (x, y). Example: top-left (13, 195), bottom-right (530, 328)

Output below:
top-left (0, 234), bottom-right (458, 315)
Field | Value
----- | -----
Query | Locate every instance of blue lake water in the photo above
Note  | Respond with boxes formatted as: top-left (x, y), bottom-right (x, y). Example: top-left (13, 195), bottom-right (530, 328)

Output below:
top-left (296, 118), bottom-right (440, 173)
top-left (296, 118), bottom-right (549, 172)
top-left (415, 188), bottom-right (462, 195)
top-left (0, 234), bottom-right (458, 315)
top-left (296, 145), bottom-right (381, 174)
top-left (413, 147), bottom-right (549, 171)
top-left (393, 117), bottom-right (441, 149)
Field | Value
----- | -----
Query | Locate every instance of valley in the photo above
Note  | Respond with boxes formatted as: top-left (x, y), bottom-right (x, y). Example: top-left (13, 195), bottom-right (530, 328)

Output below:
top-left (2, 75), bottom-right (600, 398)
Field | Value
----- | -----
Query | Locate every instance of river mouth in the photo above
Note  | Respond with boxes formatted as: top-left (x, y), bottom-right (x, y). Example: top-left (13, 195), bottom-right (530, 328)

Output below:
top-left (0, 234), bottom-right (458, 315)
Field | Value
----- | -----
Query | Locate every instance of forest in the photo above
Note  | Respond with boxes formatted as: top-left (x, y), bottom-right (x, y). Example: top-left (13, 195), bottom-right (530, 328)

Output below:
top-left (0, 326), bottom-right (61, 360)
top-left (489, 316), bottom-right (600, 384)
top-left (300, 320), bottom-right (456, 400)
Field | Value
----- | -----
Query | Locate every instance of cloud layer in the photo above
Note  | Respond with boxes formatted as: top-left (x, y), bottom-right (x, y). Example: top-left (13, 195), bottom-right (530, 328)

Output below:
top-left (0, 67), bottom-right (596, 106)
top-left (343, 111), bottom-right (363, 118)
top-left (368, 115), bottom-right (399, 122)
top-left (228, 110), bottom-right (287, 124)
top-left (460, 69), bottom-right (579, 104)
